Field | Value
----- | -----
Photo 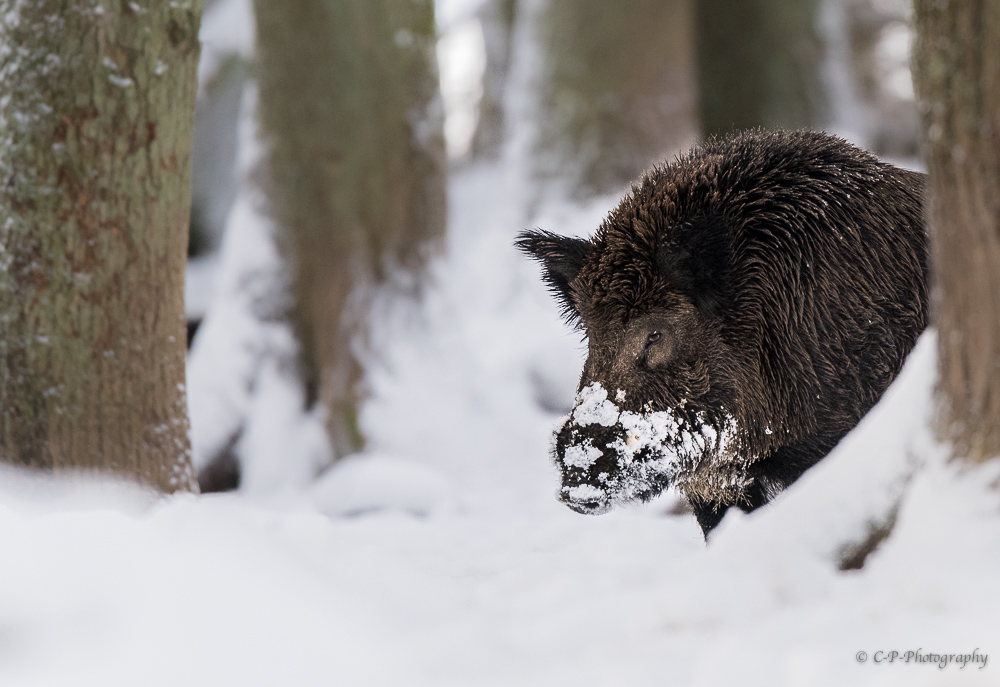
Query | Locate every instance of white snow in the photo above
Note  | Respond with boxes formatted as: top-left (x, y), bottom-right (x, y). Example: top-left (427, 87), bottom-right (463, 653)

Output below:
top-left (197, 0), bottom-right (254, 89)
top-left (563, 483), bottom-right (605, 503)
top-left (562, 439), bottom-right (603, 470)
top-left (571, 382), bottom-right (621, 427)
top-left (4, 335), bottom-right (1000, 686)
top-left (436, 12), bottom-right (486, 159)
top-left (310, 453), bottom-right (457, 518)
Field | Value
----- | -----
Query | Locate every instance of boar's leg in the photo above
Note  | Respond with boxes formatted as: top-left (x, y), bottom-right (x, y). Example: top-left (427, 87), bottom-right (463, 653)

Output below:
top-left (694, 434), bottom-right (850, 538)
top-left (690, 499), bottom-right (730, 537)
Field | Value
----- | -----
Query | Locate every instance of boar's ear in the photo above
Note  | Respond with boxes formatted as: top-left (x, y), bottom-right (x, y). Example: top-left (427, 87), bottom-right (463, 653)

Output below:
top-left (516, 230), bottom-right (590, 320)
top-left (657, 215), bottom-right (733, 318)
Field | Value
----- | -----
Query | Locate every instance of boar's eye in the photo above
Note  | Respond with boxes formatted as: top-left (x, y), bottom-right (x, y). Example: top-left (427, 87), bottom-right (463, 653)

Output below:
top-left (637, 327), bottom-right (672, 369)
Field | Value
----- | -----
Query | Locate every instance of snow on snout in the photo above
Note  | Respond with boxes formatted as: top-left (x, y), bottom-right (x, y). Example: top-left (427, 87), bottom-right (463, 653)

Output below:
top-left (562, 439), bottom-right (603, 469)
top-left (564, 484), bottom-right (605, 503)
top-left (615, 410), bottom-right (679, 463)
top-left (561, 483), bottom-right (612, 514)
top-left (570, 383), bottom-right (620, 427)
top-left (564, 382), bottom-right (683, 468)
top-left (559, 382), bottom-right (742, 509)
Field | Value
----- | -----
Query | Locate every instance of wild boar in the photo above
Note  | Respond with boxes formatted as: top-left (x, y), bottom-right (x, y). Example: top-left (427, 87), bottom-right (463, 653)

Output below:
top-left (517, 130), bottom-right (928, 534)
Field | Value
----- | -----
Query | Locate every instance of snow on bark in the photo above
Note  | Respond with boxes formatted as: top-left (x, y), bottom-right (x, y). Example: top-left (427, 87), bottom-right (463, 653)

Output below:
top-left (0, 0), bottom-right (201, 492)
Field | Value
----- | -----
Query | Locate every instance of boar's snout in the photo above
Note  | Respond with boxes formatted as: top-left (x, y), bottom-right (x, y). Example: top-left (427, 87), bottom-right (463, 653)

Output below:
top-left (555, 420), bottom-right (623, 515)
top-left (561, 494), bottom-right (607, 515)
top-left (553, 380), bottom-right (727, 514)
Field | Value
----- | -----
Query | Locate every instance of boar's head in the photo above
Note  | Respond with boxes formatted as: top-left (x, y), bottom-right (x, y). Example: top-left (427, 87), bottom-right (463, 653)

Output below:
top-left (518, 211), bottom-right (775, 529)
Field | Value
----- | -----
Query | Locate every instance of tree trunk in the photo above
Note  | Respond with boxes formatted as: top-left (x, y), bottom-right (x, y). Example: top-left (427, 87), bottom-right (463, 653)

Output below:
top-left (0, 0), bottom-right (202, 492)
top-left (471, 0), bottom-right (518, 160)
top-left (534, 0), bottom-right (700, 198)
top-left (912, 0), bottom-right (1000, 462)
top-left (696, 0), bottom-right (826, 137)
top-left (253, 0), bottom-right (447, 459)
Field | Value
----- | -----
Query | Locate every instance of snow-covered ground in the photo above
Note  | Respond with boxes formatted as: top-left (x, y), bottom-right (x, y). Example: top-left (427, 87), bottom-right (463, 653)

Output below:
top-left (2, 323), bottom-right (998, 686)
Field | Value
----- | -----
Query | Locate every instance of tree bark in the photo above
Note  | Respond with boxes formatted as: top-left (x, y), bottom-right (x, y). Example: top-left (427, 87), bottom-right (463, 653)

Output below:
top-left (912, 0), bottom-right (1000, 462)
top-left (534, 0), bottom-right (700, 198)
top-left (253, 0), bottom-right (447, 459)
top-left (0, 0), bottom-right (202, 491)
top-left (696, 0), bottom-right (826, 137)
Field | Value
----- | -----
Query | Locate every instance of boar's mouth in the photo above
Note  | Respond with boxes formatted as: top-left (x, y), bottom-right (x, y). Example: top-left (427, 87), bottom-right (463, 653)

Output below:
top-left (555, 382), bottom-right (737, 514)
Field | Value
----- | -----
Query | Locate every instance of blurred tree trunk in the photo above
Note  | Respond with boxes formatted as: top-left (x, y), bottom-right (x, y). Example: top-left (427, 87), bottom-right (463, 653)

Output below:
top-left (534, 0), bottom-right (700, 198)
top-left (912, 0), bottom-right (1000, 463)
top-left (471, 0), bottom-right (518, 160)
top-left (834, 0), bottom-right (919, 157)
top-left (696, 0), bottom-right (826, 137)
top-left (253, 0), bottom-right (447, 459)
top-left (0, 1), bottom-right (202, 492)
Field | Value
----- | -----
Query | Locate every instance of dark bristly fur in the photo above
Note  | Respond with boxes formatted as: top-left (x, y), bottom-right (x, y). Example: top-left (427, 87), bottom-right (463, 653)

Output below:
top-left (517, 130), bottom-right (929, 536)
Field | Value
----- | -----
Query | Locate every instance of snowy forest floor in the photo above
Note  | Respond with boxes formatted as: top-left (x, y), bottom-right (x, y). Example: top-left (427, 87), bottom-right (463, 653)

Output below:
top-left (1, 163), bottom-right (999, 687)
